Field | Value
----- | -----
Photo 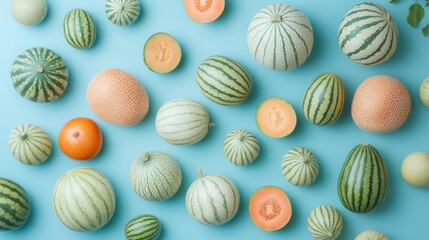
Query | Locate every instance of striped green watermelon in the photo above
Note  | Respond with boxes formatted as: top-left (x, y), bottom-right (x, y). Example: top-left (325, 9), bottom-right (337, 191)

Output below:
top-left (11, 47), bottom-right (68, 103)
top-left (64, 8), bottom-right (97, 49)
top-left (186, 169), bottom-right (240, 225)
top-left (0, 178), bottom-right (31, 230)
top-left (52, 167), bottom-right (115, 232)
top-left (307, 205), bottom-right (343, 240)
top-left (355, 230), bottom-right (388, 240)
top-left (196, 55), bottom-right (252, 105)
top-left (281, 147), bottom-right (319, 186)
top-left (155, 99), bottom-right (213, 145)
top-left (338, 144), bottom-right (388, 213)
top-left (338, 3), bottom-right (398, 66)
top-left (130, 151), bottom-right (182, 201)
top-left (106, 0), bottom-right (140, 26)
top-left (8, 124), bottom-right (52, 165)
top-left (223, 129), bottom-right (260, 166)
top-left (303, 73), bottom-right (345, 126)
top-left (124, 214), bottom-right (161, 240)
top-left (247, 4), bottom-right (313, 70)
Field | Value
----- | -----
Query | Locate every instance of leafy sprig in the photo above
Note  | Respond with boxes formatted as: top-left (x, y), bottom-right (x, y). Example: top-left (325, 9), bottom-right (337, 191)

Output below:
top-left (390, 0), bottom-right (429, 36)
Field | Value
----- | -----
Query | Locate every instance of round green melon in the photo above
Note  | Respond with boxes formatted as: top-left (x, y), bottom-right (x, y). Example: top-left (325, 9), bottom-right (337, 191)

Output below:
top-left (223, 129), bottom-right (260, 166)
top-left (155, 99), bottom-right (212, 145)
top-left (281, 147), bottom-right (319, 186)
top-left (124, 214), bottom-right (161, 240)
top-left (106, 0), bottom-right (140, 26)
top-left (247, 3), bottom-right (313, 70)
top-left (196, 55), bottom-right (252, 105)
top-left (338, 3), bottom-right (398, 66)
top-left (11, 0), bottom-right (47, 25)
top-left (11, 47), bottom-right (68, 103)
top-left (8, 124), bottom-right (52, 165)
top-left (0, 178), bottom-right (31, 230)
top-left (303, 73), bottom-right (345, 126)
top-left (186, 169), bottom-right (240, 225)
top-left (130, 151), bottom-right (182, 201)
top-left (307, 205), bottom-right (343, 240)
top-left (52, 167), bottom-right (116, 232)
top-left (355, 230), bottom-right (388, 240)
top-left (64, 8), bottom-right (97, 49)
top-left (420, 77), bottom-right (429, 108)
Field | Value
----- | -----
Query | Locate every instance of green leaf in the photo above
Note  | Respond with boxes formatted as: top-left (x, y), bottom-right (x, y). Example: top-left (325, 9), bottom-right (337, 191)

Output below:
top-left (426, 1), bottom-right (429, 7)
top-left (390, 0), bottom-right (396, 3)
top-left (407, 3), bottom-right (425, 28)
top-left (422, 24), bottom-right (429, 36)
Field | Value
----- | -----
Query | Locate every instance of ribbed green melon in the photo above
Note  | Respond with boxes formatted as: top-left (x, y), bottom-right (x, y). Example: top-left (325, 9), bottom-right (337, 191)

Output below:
top-left (307, 205), bottom-right (343, 240)
top-left (52, 167), bottom-right (115, 232)
top-left (247, 3), bottom-right (313, 70)
top-left (8, 124), bottom-right (52, 165)
top-left (338, 144), bottom-right (388, 213)
top-left (186, 169), bottom-right (240, 225)
top-left (155, 99), bottom-right (212, 145)
top-left (130, 151), bottom-right (182, 201)
top-left (223, 129), bottom-right (260, 166)
top-left (64, 8), bottom-right (97, 49)
top-left (420, 77), bottom-right (429, 108)
top-left (106, 0), bottom-right (140, 26)
top-left (0, 178), bottom-right (31, 231)
top-left (196, 55), bottom-right (252, 105)
top-left (303, 73), bottom-right (345, 126)
top-left (355, 230), bottom-right (388, 240)
top-left (124, 214), bottom-right (161, 240)
top-left (281, 147), bottom-right (319, 186)
top-left (11, 47), bottom-right (68, 103)
top-left (338, 3), bottom-right (398, 66)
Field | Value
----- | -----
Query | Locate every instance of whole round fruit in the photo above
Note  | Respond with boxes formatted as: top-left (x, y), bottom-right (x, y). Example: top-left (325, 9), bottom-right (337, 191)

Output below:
top-left (58, 117), bottom-right (103, 160)
top-left (0, 178), bottom-right (31, 230)
top-left (351, 75), bottom-right (411, 133)
top-left (355, 230), bottom-right (388, 240)
top-left (11, 0), bottom-right (47, 25)
top-left (124, 214), bottom-right (161, 240)
top-left (419, 77), bottom-right (429, 108)
top-left (401, 152), bottom-right (429, 187)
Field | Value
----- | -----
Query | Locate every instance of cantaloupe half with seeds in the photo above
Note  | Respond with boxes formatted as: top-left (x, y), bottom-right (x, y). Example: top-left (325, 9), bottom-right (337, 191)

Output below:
top-left (249, 186), bottom-right (292, 231)
top-left (184, 0), bottom-right (225, 23)
top-left (256, 97), bottom-right (297, 138)
top-left (143, 32), bottom-right (182, 74)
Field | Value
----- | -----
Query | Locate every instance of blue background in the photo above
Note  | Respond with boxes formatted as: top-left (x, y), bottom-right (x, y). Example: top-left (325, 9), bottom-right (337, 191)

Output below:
top-left (1, 0), bottom-right (428, 239)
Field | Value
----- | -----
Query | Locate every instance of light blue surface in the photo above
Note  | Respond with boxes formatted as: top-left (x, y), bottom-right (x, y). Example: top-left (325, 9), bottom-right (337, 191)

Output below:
top-left (1, 0), bottom-right (428, 239)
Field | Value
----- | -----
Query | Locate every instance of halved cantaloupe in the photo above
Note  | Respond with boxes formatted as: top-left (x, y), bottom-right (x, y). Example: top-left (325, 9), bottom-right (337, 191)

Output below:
top-left (184, 0), bottom-right (225, 23)
top-left (249, 186), bottom-right (292, 232)
top-left (256, 97), bottom-right (297, 138)
top-left (143, 32), bottom-right (182, 74)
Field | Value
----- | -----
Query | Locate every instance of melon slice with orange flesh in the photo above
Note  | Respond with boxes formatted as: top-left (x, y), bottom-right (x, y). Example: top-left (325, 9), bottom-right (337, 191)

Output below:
top-left (184, 0), bottom-right (225, 23)
top-left (143, 32), bottom-right (182, 74)
top-left (249, 186), bottom-right (292, 231)
top-left (256, 97), bottom-right (297, 138)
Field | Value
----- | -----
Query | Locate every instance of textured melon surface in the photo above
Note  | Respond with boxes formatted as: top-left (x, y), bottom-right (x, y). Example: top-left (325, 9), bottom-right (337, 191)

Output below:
top-left (0, 178), bottom-right (31, 230)
top-left (106, 0), bottom-right (140, 26)
top-left (124, 214), bottom-right (161, 240)
top-left (223, 129), bottom-right (260, 166)
top-left (11, 0), bottom-right (47, 25)
top-left (143, 32), bottom-right (182, 73)
top-left (256, 97), bottom-right (297, 138)
top-left (307, 205), bottom-right (343, 240)
top-left (184, 0), bottom-right (225, 23)
top-left (281, 147), bottom-right (319, 186)
top-left (64, 8), bottom-right (97, 49)
top-left (420, 77), bottom-right (429, 108)
top-left (355, 230), bottom-right (388, 240)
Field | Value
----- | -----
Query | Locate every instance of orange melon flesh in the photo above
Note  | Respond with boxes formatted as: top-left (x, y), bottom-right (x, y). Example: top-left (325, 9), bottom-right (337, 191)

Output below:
top-left (256, 97), bottom-right (297, 138)
top-left (249, 186), bottom-right (292, 232)
top-left (143, 32), bottom-right (182, 74)
top-left (184, 0), bottom-right (225, 23)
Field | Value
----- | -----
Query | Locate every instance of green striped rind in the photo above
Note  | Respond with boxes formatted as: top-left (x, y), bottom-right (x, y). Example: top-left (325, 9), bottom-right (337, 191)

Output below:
top-left (338, 3), bottom-right (398, 66)
top-left (307, 205), bottom-right (343, 240)
top-left (223, 129), bottom-right (260, 166)
top-left (52, 167), bottom-right (116, 232)
top-left (247, 4), bottom-right (313, 70)
top-left (11, 47), bottom-right (68, 103)
top-left (355, 230), bottom-right (388, 240)
top-left (196, 55), bottom-right (252, 105)
top-left (281, 147), bottom-right (319, 186)
top-left (64, 9), bottom-right (97, 49)
top-left (8, 124), bottom-right (52, 165)
top-left (185, 170), bottom-right (240, 225)
top-left (303, 73), bottom-right (345, 126)
top-left (338, 144), bottom-right (388, 213)
top-left (0, 178), bottom-right (31, 231)
top-left (130, 151), bottom-right (182, 201)
top-left (124, 214), bottom-right (161, 240)
top-left (106, 0), bottom-right (140, 26)
top-left (155, 99), bottom-right (211, 145)
top-left (419, 77), bottom-right (429, 108)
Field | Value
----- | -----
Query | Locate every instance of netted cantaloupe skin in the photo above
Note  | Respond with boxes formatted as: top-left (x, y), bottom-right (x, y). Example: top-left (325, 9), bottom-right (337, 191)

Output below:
top-left (87, 68), bottom-right (149, 126)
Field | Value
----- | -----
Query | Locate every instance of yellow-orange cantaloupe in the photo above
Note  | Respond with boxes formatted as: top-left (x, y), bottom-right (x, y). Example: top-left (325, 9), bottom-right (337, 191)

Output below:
top-left (184, 0), bottom-right (225, 23)
top-left (256, 97), bottom-right (297, 138)
top-left (143, 32), bottom-right (182, 74)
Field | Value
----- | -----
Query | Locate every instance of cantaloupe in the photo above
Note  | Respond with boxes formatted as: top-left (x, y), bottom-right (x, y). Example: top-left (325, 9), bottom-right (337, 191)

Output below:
top-left (87, 68), bottom-right (149, 126)
top-left (248, 186), bottom-right (292, 232)
top-left (351, 75), bottom-right (411, 133)
top-left (143, 32), bottom-right (182, 74)
top-left (256, 97), bottom-right (297, 138)
top-left (184, 0), bottom-right (225, 23)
